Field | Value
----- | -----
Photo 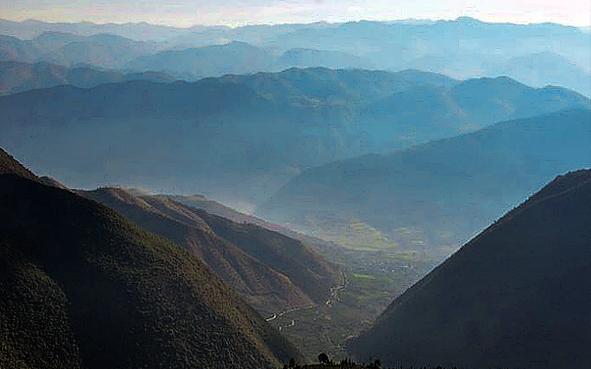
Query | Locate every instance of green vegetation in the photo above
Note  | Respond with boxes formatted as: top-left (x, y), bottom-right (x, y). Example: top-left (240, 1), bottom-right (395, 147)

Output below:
top-left (79, 187), bottom-right (339, 316)
top-left (285, 354), bottom-right (462, 369)
top-left (348, 170), bottom-right (591, 368)
top-left (261, 108), bottom-right (591, 263)
top-left (0, 148), bottom-right (38, 180)
top-left (0, 172), bottom-right (302, 368)
top-left (265, 250), bottom-right (434, 362)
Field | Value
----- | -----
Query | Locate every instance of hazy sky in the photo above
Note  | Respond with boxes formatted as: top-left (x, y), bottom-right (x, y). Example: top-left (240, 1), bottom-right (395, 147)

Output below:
top-left (1, 0), bottom-right (590, 27)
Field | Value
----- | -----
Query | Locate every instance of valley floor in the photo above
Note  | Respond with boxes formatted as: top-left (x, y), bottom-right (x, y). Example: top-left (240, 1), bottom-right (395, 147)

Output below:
top-left (266, 246), bottom-right (436, 361)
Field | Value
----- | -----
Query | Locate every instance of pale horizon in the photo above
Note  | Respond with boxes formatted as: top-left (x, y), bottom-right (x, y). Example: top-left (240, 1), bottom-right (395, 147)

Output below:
top-left (2, 15), bottom-right (590, 30)
top-left (1, 0), bottom-right (589, 28)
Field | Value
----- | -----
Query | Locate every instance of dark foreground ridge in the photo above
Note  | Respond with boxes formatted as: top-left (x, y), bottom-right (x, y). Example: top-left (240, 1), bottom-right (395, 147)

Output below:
top-left (0, 148), bottom-right (303, 368)
top-left (79, 186), bottom-right (339, 315)
top-left (347, 169), bottom-right (591, 368)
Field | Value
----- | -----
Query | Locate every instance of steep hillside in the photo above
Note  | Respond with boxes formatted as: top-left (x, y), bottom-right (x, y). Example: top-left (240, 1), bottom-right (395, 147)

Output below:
top-left (347, 170), bottom-right (591, 368)
top-left (0, 151), bottom-right (302, 368)
top-left (79, 187), bottom-right (338, 314)
top-left (188, 207), bottom-right (337, 304)
top-left (259, 109), bottom-right (591, 255)
top-left (0, 147), bottom-right (38, 180)
top-left (160, 193), bottom-right (337, 253)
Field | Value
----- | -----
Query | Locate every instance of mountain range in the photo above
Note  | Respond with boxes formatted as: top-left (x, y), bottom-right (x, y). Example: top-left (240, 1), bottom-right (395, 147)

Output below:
top-left (1, 68), bottom-right (588, 209)
top-left (0, 32), bottom-right (167, 69)
top-left (0, 148), bottom-right (303, 368)
top-left (2, 16), bottom-right (589, 368)
top-left (1, 17), bottom-right (589, 97)
top-left (0, 60), bottom-right (173, 95)
top-left (487, 51), bottom-right (591, 98)
top-left (258, 108), bottom-right (591, 257)
top-left (77, 187), bottom-right (338, 315)
top-left (347, 169), bottom-right (591, 368)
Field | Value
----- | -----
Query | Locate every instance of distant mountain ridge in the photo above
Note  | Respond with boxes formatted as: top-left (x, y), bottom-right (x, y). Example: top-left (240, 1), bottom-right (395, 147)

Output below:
top-left (1, 17), bottom-right (589, 96)
top-left (0, 148), bottom-right (303, 368)
top-left (347, 169), bottom-right (591, 368)
top-left (0, 60), bottom-right (173, 95)
top-left (489, 52), bottom-right (591, 97)
top-left (0, 32), bottom-right (167, 69)
top-left (1, 69), bottom-right (588, 208)
top-left (258, 108), bottom-right (591, 256)
top-left (129, 41), bottom-right (279, 78)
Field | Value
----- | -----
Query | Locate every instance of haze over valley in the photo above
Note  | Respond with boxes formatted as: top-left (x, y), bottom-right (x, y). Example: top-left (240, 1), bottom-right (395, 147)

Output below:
top-left (1, 6), bottom-right (590, 368)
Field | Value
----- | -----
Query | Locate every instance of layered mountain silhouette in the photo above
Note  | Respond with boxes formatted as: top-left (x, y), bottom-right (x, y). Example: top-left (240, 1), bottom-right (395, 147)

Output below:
top-left (258, 109), bottom-right (591, 255)
top-left (488, 51), bottom-right (591, 97)
top-left (129, 41), bottom-right (278, 78)
top-left (0, 148), bottom-right (302, 368)
top-left (353, 76), bottom-right (589, 151)
top-left (0, 31), bottom-right (167, 69)
top-left (0, 19), bottom-right (189, 41)
top-left (1, 69), bottom-right (587, 207)
top-left (78, 187), bottom-right (338, 315)
top-left (347, 169), bottom-right (591, 368)
top-left (277, 48), bottom-right (373, 70)
top-left (0, 34), bottom-right (37, 61)
top-left (1, 17), bottom-right (589, 96)
top-left (0, 60), bottom-right (173, 95)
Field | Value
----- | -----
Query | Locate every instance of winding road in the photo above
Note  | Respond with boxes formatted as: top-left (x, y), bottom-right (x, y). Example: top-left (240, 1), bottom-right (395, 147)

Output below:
top-left (265, 272), bottom-right (349, 330)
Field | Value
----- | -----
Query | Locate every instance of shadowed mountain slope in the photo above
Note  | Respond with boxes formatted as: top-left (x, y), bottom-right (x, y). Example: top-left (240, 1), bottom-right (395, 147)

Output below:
top-left (347, 169), bottom-right (591, 368)
top-left (0, 150), bottom-right (302, 369)
top-left (0, 147), bottom-right (37, 180)
top-left (160, 193), bottom-right (337, 250)
top-left (258, 109), bottom-right (591, 255)
top-left (79, 187), bottom-right (338, 314)
top-left (188, 207), bottom-right (337, 304)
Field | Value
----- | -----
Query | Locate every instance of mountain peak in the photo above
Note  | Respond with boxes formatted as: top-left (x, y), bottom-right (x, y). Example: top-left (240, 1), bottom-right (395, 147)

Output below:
top-left (455, 16), bottom-right (485, 26)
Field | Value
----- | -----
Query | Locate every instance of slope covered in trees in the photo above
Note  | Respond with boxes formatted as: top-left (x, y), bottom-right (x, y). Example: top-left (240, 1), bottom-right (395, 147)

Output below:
top-left (79, 187), bottom-right (338, 315)
top-left (0, 149), bottom-right (302, 368)
top-left (347, 170), bottom-right (591, 368)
